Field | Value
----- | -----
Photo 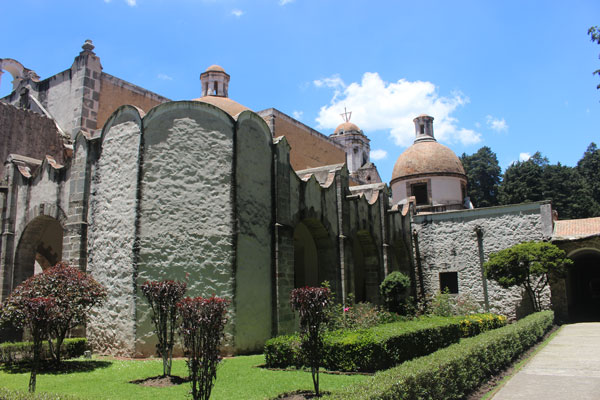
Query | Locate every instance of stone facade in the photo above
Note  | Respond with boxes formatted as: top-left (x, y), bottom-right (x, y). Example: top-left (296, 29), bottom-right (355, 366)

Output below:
top-left (412, 202), bottom-right (554, 319)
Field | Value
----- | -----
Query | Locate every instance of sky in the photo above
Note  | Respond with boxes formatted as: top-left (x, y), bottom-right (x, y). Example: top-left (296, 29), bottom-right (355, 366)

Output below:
top-left (1, 0), bottom-right (599, 183)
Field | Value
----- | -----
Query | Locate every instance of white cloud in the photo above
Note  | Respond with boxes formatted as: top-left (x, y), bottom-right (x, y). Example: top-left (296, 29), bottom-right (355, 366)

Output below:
top-left (370, 149), bottom-right (387, 161)
top-left (519, 152), bottom-right (531, 162)
top-left (126, 0), bottom-right (136, 5)
top-left (292, 110), bottom-right (303, 120)
top-left (315, 72), bottom-right (481, 147)
top-left (157, 73), bottom-right (173, 81)
top-left (231, 9), bottom-right (243, 17)
top-left (486, 115), bottom-right (508, 132)
top-left (280, 0), bottom-right (294, 5)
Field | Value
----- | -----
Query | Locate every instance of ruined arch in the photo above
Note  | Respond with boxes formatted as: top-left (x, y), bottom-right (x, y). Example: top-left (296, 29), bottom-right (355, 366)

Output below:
top-left (351, 230), bottom-right (380, 303)
top-left (566, 248), bottom-right (600, 321)
top-left (12, 204), bottom-right (66, 291)
top-left (293, 218), bottom-right (336, 290)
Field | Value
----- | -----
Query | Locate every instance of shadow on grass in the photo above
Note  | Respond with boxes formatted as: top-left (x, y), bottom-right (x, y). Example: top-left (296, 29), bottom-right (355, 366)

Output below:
top-left (1, 359), bottom-right (112, 374)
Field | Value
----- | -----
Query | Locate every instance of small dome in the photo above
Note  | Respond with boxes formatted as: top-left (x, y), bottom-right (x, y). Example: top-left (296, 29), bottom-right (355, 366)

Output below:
top-left (333, 122), bottom-right (362, 136)
top-left (391, 141), bottom-right (465, 182)
top-left (193, 96), bottom-right (250, 117)
top-left (205, 65), bottom-right (225, 73)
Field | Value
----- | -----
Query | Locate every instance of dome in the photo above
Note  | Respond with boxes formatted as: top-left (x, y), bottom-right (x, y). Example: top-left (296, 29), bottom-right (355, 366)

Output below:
top-left (333, 121), bottom-right (362, 136)
top-left (205, 64), bottom-right (225, 73)
top-left (391, 141), bottom-right (465, 182)
top-left (193, 96), bottom-right (250, 117)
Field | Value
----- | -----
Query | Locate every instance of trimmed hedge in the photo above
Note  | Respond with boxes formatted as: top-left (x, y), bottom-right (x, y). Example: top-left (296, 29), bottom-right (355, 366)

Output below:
top-left (325, 310), bottom-right (554, 400)
top-left (0, 388), bottom-right (82, 400)
top-left (0, 338), bottom-right (87, 364)
top-left (265, 314), bottom-right (506, 372)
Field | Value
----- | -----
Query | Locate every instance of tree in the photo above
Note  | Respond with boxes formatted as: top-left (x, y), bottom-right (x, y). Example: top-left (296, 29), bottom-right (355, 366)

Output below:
top-left (577, 142), bottom-right (600, 208)
top-left (499, 152), bottom-right (547, 205)
top-left (0, 281), bottom-right (59, 393)
top-left (589, 26), bottom-right (600, 89)
top-left (177, 296), bottom-right (229, 400)
top-left (484, 242), bottom-right (572, 312)
top-left (290, 286), bottom-right (331, 397)
top-left (460, 146), bottom-right (501, 208)
top-left (141, 280), bottom-right (187, 377)
top-left (379, 271), bottom-right (411, 314)
top-left (29, 262), bottom-right (107, 365)
top-left (541, 163), bottom-right (599, 219)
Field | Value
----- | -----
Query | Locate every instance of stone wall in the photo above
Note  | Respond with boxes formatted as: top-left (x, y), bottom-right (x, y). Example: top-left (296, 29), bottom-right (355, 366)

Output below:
top-left (0, 102), bottom-right (65, 178)
top-left (412, 202), bottom-right (553, 319)
top-left (87, 107), bottom-right (142, 356)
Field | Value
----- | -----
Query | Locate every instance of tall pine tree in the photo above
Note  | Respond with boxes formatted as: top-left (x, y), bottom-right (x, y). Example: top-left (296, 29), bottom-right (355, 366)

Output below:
top-left (460, 146), bottom-right (501, 208)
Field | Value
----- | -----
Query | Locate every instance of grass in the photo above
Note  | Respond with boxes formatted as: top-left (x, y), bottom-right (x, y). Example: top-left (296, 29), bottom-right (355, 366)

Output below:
top-left (0, 355), bottom-right (369, 400)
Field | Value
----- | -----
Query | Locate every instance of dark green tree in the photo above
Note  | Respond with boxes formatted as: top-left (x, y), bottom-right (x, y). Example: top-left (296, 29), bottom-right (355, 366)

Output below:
top-left (484, 242), bottom-right (572, 312)
top-left (460, 146), bottom-right (501, 208)
top-left (541, 163), bottom-right (599, 219)
top-left (577, 142), bottom-right (600, 207)
top-left (589, 26), bottom-right (600, 89)
top-left (498, 152), bottom-right (547, 205)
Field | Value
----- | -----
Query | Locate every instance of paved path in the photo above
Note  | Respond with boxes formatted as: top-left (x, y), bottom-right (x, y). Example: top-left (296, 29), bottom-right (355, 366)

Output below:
top-left (492, 323), bottom-right (600, 400)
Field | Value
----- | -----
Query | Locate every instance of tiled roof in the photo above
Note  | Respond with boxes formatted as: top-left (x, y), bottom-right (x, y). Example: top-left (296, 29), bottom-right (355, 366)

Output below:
top-left (553, 217), bottom-right (600, 239)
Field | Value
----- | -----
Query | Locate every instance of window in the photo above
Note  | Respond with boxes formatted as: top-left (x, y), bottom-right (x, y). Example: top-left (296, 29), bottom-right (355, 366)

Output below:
top-left (420, 124), bottom-right (425, 134)
top-left (439, 272), bottom-right (458, 294)
top-left (214, 81), bottom-right (218, 95)
top-left (411, 183), bottom-right (428, 205)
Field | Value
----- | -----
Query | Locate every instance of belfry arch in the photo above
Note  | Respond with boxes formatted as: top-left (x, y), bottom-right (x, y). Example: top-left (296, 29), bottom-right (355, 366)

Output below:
top-left (566, 248), bottom-right (600, 321)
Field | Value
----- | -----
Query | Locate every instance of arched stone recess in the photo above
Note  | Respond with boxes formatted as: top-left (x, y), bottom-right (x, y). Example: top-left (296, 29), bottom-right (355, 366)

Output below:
top-left (565, 248), bottom-right (600, 321)
top-left (350, 230), bottom-right (380, 304)
top-left (136, 101), bottom-right (236, 355)
top-left (12, 204), bottom-right (66, 291)
top-left (233, 110), bottom-right (273, 352)
top-left (86, 105), bottom-right (143, 356)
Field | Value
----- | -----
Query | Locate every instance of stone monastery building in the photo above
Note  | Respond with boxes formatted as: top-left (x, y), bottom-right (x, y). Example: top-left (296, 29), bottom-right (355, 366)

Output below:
top-left (1, 41), bottom-right (599, 356)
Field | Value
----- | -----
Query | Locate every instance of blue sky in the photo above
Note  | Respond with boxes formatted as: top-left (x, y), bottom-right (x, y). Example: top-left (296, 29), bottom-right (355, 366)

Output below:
top-left (1, 0), bottom-right (598, 183)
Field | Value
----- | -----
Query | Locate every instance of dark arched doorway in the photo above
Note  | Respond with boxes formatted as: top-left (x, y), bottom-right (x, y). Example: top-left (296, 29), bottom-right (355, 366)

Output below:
top-left (352, 230), bottom-right (380, 304)
top-left (13, 215), bottom-right (64, 289)
top-left (293, 219), bottom-right (336, 290)
top-left (567, 249), bottom-right (600, 321)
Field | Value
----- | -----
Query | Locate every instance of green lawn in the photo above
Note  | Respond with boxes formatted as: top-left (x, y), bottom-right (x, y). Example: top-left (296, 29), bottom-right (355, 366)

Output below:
top-left (0, 355), bottom-right (368, 399)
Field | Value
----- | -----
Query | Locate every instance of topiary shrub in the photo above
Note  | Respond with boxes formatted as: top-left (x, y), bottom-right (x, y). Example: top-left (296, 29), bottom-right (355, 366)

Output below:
top-left (379, 272), bottom-right (411, 314)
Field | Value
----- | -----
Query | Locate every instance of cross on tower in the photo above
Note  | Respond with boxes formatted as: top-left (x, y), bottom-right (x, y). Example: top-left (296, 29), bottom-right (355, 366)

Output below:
top-left (340, 107), bottom-right (352, 123)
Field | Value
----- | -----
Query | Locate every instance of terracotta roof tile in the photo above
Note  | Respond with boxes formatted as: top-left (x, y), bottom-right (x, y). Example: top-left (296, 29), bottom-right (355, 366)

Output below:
top-left (553, 217), bottom-right (600, 239)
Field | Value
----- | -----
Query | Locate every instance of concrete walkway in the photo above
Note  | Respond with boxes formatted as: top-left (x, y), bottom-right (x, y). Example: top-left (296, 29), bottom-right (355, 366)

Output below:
top-left (492, 323), bottom-right (600, 399)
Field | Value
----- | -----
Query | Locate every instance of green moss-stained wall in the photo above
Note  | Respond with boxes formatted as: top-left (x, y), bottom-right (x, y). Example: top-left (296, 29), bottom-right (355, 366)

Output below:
top-left (234, 112), bottom-right (273, 352)
top-left (136, 102), bottom-right (236, 355)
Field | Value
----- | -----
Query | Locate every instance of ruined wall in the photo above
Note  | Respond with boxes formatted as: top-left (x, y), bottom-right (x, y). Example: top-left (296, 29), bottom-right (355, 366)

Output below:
top-left (259, 109), bottom-right (346, 171)
top-left (87, 107), bottom-right (142, 356)
top-left (234, 112), bottom-right (273, 352)
top-left (0, 102), bottom-right (65, 178)
top-left (136, 102), bottom-right (236, 355)
top-left (97, 73), bottom-right (169, 130)
top-left (413, 202), bottom-right (553, 319)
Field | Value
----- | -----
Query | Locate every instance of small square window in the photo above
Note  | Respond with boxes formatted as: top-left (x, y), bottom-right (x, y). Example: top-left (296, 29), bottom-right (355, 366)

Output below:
top-left (439, 272), bottom-right (458, 294)
top-left (411, 183), bottom-right (428, 206)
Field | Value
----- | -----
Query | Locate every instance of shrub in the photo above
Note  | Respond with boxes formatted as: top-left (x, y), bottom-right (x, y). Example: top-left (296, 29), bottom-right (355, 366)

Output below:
top-left (379, 272), bottom-right (411, 314)
top-left (429, 289), bottom-right (455, 316)
top-left (1, 295), bottom-right (58, 393)
top-left (177, 296), bottom-right (229, 400)
top-left (0, 338), bottom-right (88, 364)
top-left (265, 313), bottom-right (506, 372)
top-left (141, 280), bottom-right (186, 376)
top-left (325, 311), bottom-right (554, 400)
top-left (327, 301), bottom-right (401, 331)
top-left (0, 262), bottom-right (106, 366)
top-left (290, 286), bottom-right (331, 396)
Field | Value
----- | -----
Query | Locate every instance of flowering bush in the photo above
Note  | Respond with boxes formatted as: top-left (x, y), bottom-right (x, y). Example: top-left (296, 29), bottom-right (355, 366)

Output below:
top-left (459, 314), bottom-right (507, 337)
top-left (141, 280), bottom-right (186, 376)
top-left (327, 301), bottom-right (401, 331)
top-left (290, 286), bottom-right (331, 396)
top-left (177, 296), bottom-right (229, 400)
